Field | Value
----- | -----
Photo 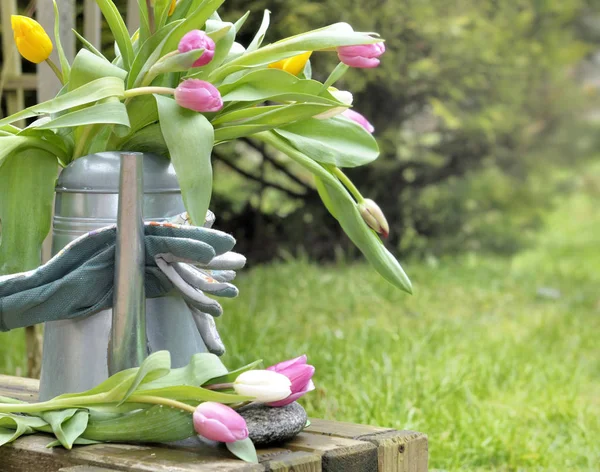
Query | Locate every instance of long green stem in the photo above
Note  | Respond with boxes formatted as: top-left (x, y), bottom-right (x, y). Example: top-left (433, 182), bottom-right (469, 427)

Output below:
top-left (123, 86), bottom-right (175, 100)
top-left (0, 394), bottom-right (196, 415)
top-left (329, 166), bottom-right (364, 203)
top-left (255, 131), bottom-right (351, 197)
top-left (45, 58), bottom-right (64, 85)
top-left (128, 395), bottom-right (196, 414)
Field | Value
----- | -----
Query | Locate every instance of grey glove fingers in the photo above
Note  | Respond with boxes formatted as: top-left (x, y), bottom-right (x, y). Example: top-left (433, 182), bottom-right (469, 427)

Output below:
top-left (203, 270), bottom-right (237, 283)
top-left (172, 263), bottom-right (239, 298)
top-left (146, 235), bottom-right (216, 265)
top-left (145, 225), bottom-right (235, 256)
top-left (201, 252), bottom-right (247, 271)
top-left (190, 306), bottom-right (225, 356)
top-left (154, 257), bottom-right (223, 317)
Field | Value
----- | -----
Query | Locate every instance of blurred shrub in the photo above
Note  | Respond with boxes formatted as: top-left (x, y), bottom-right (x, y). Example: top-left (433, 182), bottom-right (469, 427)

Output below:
top-left (212, 0), bottom-right (600, 261)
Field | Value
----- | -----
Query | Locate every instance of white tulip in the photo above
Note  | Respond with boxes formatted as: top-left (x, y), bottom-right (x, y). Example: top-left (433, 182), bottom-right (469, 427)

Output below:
top-left (233, 370), bottom-right (292, 403)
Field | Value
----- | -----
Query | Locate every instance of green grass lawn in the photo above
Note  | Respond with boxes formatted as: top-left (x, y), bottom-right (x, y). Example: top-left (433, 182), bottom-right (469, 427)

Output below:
top-left (1, 168), bottom-right (599, 470)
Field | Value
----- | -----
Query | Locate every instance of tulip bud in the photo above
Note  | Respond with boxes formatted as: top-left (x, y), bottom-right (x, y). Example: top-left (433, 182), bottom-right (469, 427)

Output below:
top-left (233, 370), bottom-right (292, 403)
top-left (174, 79), bottom-right (223, 112)
top-left (342, 109), bottom-right (375, 134)
top-left (268, 52), bottom-right (312, 76)
top-left (169, 0), bottom-right (177, 15)
top-left (178, 30), bottom-right (216, 68)
top-left (11, 15), bottom-right (53, 64)
top-left (359, 199), bottom-right (389, 237)
top-left (315, 87), bottom-right (353, 120)
top-left (337, 42), bottom-right (385, 69)
top-left (266, 355), bottom-right (316, 407)
top-left (193, 402), bottom-right (249, 443)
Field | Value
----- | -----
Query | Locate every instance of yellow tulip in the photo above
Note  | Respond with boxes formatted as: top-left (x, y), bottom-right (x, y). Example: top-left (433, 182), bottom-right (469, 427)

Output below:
top-left (169, 0), bottom-right (177, 15)
top-left (268, 52), bottom-right (312, 76)
top-left (11, 15), bottom-right (53, 64)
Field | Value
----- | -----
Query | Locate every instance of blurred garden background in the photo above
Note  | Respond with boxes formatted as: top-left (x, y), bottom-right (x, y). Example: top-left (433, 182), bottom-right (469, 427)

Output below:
top-left (2, 0), bottom-right (600, 469)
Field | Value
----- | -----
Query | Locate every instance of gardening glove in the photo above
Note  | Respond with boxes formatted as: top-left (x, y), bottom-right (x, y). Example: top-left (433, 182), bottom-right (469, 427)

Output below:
top-left (0, 217), bottom-right (245, 332)
top-left (166, 212), bottom-right (235, 356)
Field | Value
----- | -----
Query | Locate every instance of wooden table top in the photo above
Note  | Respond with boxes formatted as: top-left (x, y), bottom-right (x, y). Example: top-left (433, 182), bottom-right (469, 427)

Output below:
top-left (0, 374), bottom-right (428, 472)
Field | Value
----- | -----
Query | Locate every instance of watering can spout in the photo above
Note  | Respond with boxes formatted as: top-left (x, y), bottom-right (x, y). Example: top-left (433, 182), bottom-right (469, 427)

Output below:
top-left (108, 152), bottom-right (148, 374)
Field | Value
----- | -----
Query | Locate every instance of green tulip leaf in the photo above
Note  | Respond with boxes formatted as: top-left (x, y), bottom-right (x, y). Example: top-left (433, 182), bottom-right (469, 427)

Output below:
top-left (41, 409), bottom-right (89, 449)
top-left (0, 149), bottom-right (58, 275)
top-left (0, 413), bottom-right (49, 447)
top-left (155, 95), bottom-right (214, 226)
top-left (118, 351), bottom-right (172, 405)
top-left (218, 69), bottom-right (341, 105)
top-left (127, 20), bottom-right (182, 89)
top-left (213, 103), bottom-right (332, 127)
top-left (139, 352), bottom-right (228, 390)
top-left (82, 405), bottom-right (194, 443)
top-left (94, 0), bottom-right (134, 69)
top-left (35, 101), bottom-right (130, 130)
top-left (211, 23), bottom-right (380, 81)
top-left (274, 115), bottom-right (380, 168)
top-left (206, 359), bottom-right (263, 385)
top-left (0, 77), bottom-right (125, 128)
top-left (72, 29), bottom-right (107, 60)
top-left (119, 124), bottom-right (169, 156)
top-left (315, 176), bottom-right (412, 293)
top-left (233, 10), bottom-right (250, 33)
top-left (226, 438), bottom-right (259, 464)
top-left (247, 10), bottom-right (271, 53)
top-left (69, 49), bottom-right (128, 91)
top-left (134, 385), bottom-right (251, 404)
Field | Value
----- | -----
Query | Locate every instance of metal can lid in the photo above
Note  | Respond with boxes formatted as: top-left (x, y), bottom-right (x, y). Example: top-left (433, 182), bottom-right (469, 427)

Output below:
top-left (56, 152), bottom-right (181, 194)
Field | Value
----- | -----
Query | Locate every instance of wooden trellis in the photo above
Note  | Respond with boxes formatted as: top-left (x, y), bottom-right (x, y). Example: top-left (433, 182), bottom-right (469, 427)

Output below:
top-left (1, 0), bottom-right (139, 111)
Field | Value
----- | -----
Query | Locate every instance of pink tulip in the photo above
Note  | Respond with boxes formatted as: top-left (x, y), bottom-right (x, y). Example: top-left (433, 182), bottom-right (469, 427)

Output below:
top-left (178, 30), bottom-right (216, 67)
top-left (266, 355), bottom-right (315, 407)
top-left (337, 42), bottom-right (385, 69)
top-left (193, 402), bottom-right (249, 443)
top-left (174, 79), bottom-right (223, 112)
top-left (342, 109), bottom-right (375, 133)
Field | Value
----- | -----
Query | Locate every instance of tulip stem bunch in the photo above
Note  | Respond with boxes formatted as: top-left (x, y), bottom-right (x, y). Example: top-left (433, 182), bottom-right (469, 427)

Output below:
top-left (0, 351), bottom-right (315, 463)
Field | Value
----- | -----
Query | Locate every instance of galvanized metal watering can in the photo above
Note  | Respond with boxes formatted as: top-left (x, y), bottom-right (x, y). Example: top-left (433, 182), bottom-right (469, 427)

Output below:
top-left (39, 152), bottom-right (216, 400)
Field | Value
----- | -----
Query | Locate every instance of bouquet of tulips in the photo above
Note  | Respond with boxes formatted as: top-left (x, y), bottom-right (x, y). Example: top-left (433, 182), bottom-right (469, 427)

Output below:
top-left (0, 350), bottom-right (315, 462)
top-left (1, 0), bottom-right (411, 293)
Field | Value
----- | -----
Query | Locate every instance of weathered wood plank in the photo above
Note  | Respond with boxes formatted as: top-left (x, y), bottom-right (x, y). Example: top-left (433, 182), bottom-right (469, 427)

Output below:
top-left (263, 451), bottom-right (321, 472)
top-left (306, 419), bottom-right (394, 438)
top-left (286, 432), bottom-right (378, 472)
top-left (60, 467), bottom-right (121, 472)
top-left (83, 0), bottom-right (102, 49)
top-left (2, 435), bottom-right (263, 472)
top-left (4, 73), bottom-right (39, 91)
top-left (127, 0), bottom-right (140, 34)
top-left (306, 419), bottom-right (428, 472)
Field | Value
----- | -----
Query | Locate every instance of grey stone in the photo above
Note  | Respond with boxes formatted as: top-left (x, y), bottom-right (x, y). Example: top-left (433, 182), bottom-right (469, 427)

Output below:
top-left (238, 402), bottom-right (308, 447)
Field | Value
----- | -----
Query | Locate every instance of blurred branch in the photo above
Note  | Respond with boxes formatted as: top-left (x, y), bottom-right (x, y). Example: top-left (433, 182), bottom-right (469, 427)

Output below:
top-left (242, 138), bottom-right (313, 191)
top-left (212, 150), bottom-right (310, 200)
